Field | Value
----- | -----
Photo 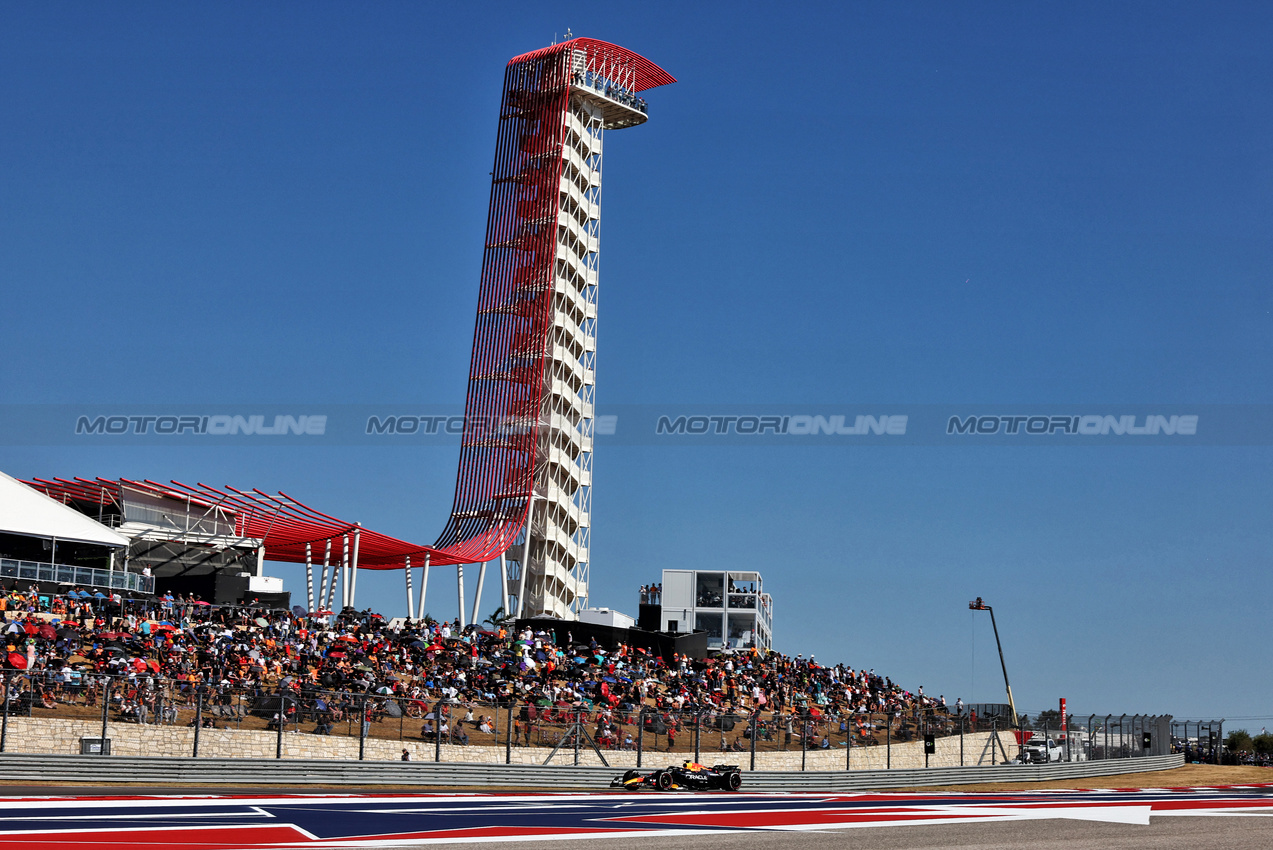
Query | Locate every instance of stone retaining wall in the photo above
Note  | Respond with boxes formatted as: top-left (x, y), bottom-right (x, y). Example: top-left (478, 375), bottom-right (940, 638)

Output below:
top-left (0, 716), bottom-right (1019, 771)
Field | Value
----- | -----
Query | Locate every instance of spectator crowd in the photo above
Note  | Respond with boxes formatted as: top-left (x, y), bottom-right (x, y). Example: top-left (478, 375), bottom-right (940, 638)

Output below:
top-left (0, 586), bottom-right (955, 751)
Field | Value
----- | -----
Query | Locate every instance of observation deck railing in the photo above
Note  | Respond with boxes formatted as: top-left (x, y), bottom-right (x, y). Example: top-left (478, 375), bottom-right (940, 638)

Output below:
top-left (571, 71), bottom-right (648, 116)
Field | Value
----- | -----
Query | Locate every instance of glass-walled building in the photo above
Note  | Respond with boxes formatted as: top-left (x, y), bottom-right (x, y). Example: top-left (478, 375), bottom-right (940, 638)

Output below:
top-left (658, 569), bottom-right (772, 651)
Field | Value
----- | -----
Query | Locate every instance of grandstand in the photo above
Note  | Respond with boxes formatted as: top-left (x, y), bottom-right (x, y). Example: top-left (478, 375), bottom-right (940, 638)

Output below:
top-left (0, 470), bottom-right (134, 595)
top-left (0, 584), bottom-right (955, 763)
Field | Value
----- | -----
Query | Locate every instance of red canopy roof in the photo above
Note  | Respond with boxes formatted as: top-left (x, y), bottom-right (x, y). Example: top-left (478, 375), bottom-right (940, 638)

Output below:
top-left (508, 37), bottom-right (675, 92)
top-left (25, 477), bottom-right (455, 569)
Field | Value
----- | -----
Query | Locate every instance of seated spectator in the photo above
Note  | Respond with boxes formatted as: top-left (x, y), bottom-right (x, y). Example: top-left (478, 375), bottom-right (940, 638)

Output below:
top-left (0, 585), bottom-right (942, 770)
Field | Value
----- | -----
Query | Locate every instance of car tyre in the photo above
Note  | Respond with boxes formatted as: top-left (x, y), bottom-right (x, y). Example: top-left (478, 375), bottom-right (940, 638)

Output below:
top-left (655, 771), bottom-right (673, 790)
top-left (726, 771), bottom-right (742, 791)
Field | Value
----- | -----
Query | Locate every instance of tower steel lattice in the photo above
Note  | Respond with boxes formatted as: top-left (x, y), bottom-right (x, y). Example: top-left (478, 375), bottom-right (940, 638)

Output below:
top-left (430, 38), bottom-right (674, 619)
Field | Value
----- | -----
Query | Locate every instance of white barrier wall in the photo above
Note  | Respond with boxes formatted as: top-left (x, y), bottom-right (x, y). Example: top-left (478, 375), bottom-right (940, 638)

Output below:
top-left (0, 716), bottom-right (1018, 770)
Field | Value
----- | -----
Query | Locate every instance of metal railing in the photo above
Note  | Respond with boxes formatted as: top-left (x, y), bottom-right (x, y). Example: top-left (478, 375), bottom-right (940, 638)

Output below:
top-left (0, 670), bottom-right (1175, 774)
top-left (1169, 718), bottom-right (1225, 764)
top-left (0, 673), bottom-right (965, 765)
top-left (571, 72), bottom-right (647, 115)
top-left (0, 559), bottom-right (154, 595)
top-left (0, 751), bottom-right (1186, 788)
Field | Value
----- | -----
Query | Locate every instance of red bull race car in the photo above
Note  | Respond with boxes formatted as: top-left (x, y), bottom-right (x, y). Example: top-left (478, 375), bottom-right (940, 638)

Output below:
top-left (612, 761), bottom-right (743, 791)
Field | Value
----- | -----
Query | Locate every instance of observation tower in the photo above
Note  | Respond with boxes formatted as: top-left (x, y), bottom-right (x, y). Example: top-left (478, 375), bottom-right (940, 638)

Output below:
top-left (426, 37), bottom-right (675, 621)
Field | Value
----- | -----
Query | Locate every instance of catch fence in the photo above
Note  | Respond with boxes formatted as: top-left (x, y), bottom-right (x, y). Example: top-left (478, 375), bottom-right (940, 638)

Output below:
top-left (0, 670), bottom-right (1176, 770)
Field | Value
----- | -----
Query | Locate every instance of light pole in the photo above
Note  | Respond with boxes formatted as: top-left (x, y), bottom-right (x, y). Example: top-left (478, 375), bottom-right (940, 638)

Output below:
top-left (969, 597), bottom-right (1020, 758)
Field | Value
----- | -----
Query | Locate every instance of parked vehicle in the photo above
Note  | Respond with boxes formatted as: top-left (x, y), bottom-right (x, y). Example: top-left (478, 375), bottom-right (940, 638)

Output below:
top-left (1023, 736), bottom-right (1064, 763)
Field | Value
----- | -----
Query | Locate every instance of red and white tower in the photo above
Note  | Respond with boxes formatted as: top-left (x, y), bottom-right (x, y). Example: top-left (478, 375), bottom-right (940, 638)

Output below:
top-left (428, 38), bottom-right (675, 620)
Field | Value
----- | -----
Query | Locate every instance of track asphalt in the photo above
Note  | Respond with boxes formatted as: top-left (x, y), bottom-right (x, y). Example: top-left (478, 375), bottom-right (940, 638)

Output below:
top-left (0, 785), bottom-right (1267, 849)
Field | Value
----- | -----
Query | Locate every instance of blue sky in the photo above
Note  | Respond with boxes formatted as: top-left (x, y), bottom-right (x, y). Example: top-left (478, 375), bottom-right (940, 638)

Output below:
top-left (2, 3), bottom-right (1271, 727)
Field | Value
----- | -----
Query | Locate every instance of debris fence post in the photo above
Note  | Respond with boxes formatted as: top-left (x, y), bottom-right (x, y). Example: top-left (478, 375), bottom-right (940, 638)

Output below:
top-left (800, 709), bottom-right (808, 771)
top-left (637, 708), bottom-right (644, 769)
top-left (193, 692), bottom-right (202, 757)
top-left (100, 677), bottom-right (111, 754)
top-left (275, 693), bottom-right (285, 759)
top-left (505, 703), bottom-right (513, 765)
top-left (358, 695), bottom-right (367, 761)
top-left (886, 713), bottom-right (892, 769)
top-left (435, 701), bottom-right (443, 763)
top-left (750, 712), bottom-right (758, 772)
top-left (0, 673), bottom-right (9, 753)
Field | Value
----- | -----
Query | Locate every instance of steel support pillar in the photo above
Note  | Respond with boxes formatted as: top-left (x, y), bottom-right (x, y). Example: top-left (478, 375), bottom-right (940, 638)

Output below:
top-left (457, 564), bottom-right (467, 629)
top-left (337, 534), bottom-right (350, 611)
top-left (318, 538), bottom-right (332, 613)
top-left (304, 542), bottom-right (314, 614)
top-left (516, 496), bottom-right (534, 618)
top-left (499, 551), bottom-right (510, 619)
top-left (348, 526), bottom-right (361, 609)
top-left (404, 555), bottom-right (414, 619)
top-left (416, 553), bottom-right (430, 621)
top-left (471, 560), bottom-right (488, 627)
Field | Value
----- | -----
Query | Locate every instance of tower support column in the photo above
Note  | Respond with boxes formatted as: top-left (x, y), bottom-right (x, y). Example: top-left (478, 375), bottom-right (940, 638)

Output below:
top-left (456, 565), bottom-right (467, 628)
top-left (471, 560), bottom-right (488, 627)
top-left (417, 553), bottom-right (431, 621)
top-left (404, 555), bottom-right (414, 619)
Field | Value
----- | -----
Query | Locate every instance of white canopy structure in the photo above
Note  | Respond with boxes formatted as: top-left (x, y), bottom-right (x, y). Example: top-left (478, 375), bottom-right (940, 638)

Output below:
top-left (0, 470), bottom-right (128, 548)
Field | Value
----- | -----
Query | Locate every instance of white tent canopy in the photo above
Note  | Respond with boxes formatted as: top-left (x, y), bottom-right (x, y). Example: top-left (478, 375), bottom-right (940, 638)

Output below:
top-left (0, 470), bottom-right (128, 548)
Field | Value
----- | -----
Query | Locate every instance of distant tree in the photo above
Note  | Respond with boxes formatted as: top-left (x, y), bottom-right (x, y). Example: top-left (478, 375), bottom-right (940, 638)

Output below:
top-left (1252, 732), bottom-right (1273, 755)
top-left (1034, 709), bottom-right (1063, 730)
top-left (483, 606), bottom-right (510, 630)
top-left (1225, 729), bottom-right (1253, 751)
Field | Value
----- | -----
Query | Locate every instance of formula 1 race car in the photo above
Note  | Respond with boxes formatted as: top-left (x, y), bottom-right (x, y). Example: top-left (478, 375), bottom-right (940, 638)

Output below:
top-left (612, 761), bottom-right (743, 791)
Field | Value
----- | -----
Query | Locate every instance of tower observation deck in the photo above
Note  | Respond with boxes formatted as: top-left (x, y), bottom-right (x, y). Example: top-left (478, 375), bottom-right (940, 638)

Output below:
top-left (426, 38), bottom-right (675, 621)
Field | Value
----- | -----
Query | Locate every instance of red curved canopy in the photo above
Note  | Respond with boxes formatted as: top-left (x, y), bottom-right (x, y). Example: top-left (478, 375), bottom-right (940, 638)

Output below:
top-left (25, 477), bottom-right (453, 570)
top-left (508, 37), bottom-right (676, 91)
